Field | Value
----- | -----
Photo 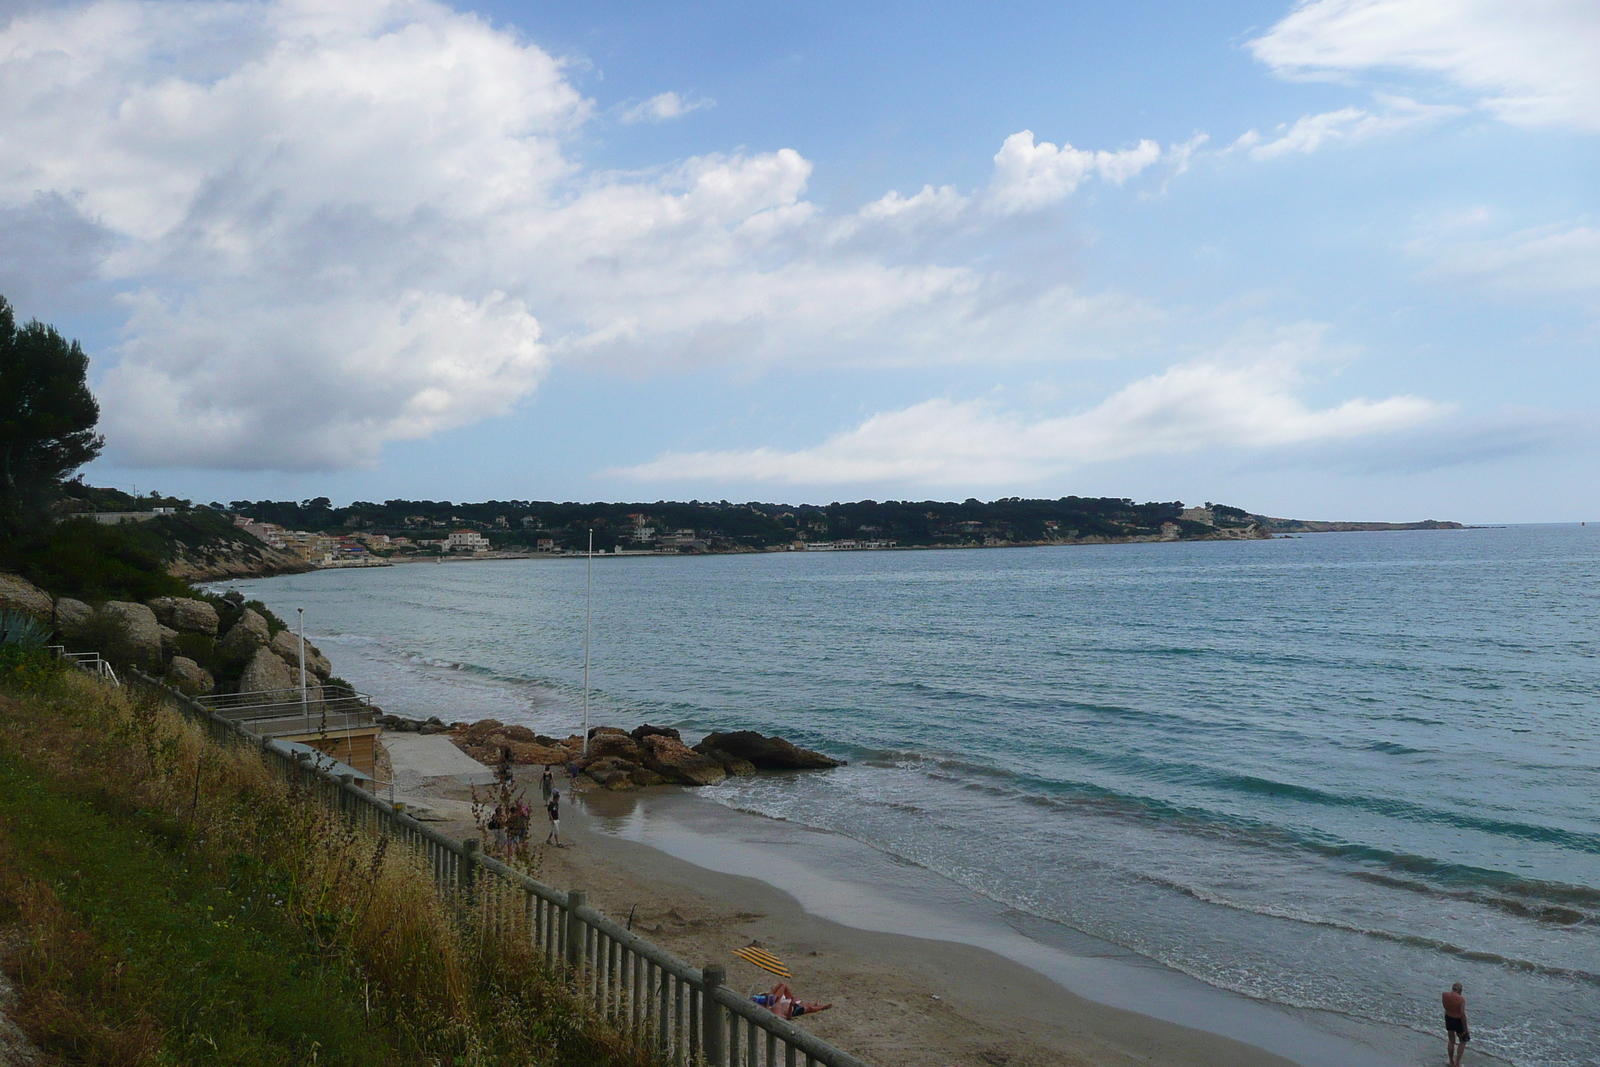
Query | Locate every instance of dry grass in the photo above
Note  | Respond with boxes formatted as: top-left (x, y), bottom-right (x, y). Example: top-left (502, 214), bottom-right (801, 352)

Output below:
top-left (0, 666), bottom-right (660, 1067)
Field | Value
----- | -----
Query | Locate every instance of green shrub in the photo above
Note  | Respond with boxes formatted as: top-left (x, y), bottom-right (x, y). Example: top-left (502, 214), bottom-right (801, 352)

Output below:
top-left (0, 517), bottom-right (191, 602)
top-left (0, 610), bottom-right (50, 648)
top-left (0, 644), bottom-right (62, 690)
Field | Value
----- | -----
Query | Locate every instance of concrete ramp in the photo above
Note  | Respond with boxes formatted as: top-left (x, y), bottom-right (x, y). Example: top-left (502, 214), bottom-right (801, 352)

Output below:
top-left (383, 732), bottom-right (495, 785)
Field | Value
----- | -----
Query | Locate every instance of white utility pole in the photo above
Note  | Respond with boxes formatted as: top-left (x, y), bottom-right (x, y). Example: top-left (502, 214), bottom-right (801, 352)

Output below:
top-left (297, 607), bottom-right (307, 722)
top-left (583, 527), bottom-right (593, 756)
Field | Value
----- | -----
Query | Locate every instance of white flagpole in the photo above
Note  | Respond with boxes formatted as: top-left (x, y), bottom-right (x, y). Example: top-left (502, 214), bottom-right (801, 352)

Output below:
top-left (297, 607), bottom-right (307, 726)
top-left (583, 528), bottom-right (592, 757)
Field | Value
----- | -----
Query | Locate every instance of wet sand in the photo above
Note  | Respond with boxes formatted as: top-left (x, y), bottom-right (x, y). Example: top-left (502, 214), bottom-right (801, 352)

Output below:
top-left (386, 756), bottom-right (1473, 1067)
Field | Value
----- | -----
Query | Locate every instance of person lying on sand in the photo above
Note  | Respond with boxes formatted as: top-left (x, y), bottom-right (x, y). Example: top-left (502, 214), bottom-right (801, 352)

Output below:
top-left (751, 982), bottom-right (831, 1020)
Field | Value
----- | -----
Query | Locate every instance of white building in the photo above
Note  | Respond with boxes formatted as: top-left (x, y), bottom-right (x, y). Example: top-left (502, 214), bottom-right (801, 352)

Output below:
top-left (447, 529), bottom-right (491, 552)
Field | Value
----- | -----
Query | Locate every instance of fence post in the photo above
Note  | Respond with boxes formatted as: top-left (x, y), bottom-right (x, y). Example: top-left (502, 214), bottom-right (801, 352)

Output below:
top-left (339, 773), bottom-right (354, 816)
top-left (703, 964), bottom-right (726, 1066)
top-left (566, 890), bottom-right (586, 972)
top-left (461, 838), bottom-right (479, 900)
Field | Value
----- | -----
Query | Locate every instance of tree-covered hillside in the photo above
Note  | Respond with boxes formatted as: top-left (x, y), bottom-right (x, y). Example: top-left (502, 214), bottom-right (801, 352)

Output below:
top-left (222, 495), bottom-right (1261, 551)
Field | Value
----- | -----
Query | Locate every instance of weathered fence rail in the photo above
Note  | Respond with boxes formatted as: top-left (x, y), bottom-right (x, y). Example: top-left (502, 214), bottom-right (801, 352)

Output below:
top-left (130, 670), bottom-right (872, 1067)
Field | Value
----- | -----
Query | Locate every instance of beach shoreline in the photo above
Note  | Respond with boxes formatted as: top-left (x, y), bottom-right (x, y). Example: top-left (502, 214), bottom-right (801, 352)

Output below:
top-left (393, 756), bottom-right (1475, 1067)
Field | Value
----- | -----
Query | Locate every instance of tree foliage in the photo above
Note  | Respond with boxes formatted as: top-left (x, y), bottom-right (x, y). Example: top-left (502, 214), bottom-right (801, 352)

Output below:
top-left (0, 296), bottom-right (103, 508)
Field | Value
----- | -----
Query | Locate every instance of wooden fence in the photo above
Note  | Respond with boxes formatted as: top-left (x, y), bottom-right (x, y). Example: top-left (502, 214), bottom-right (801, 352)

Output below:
top-left (132, 670), bottom-right (872, 1067)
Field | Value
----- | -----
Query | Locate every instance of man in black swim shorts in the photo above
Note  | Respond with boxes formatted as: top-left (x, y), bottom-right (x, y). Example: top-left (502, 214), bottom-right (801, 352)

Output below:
top-left (1443, 982), bottom-right (1470, 1066)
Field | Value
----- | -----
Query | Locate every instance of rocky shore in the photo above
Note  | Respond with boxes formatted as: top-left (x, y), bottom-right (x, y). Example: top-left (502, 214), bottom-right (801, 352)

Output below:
top-left (378, 714), bottom-right (842, 790)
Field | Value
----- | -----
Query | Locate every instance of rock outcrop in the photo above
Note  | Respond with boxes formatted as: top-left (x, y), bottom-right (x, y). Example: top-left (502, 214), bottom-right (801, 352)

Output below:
top-left (630, 723), bottom-right (682, 745)
top-left (693, 745), bottom-right (757, 777)
top-left (698, 731), bottom-right (842, 770)
top-left (219, 609), bottom-right (271, 657)
top-left (268, 629), bottom-right (332, 678)
top-left (53, 597), bottom-right (94, 639)
top-left (638, 734), bottom-right (726, 786)
top-left (239, 645), bottom-right (297, 694)
top-left (0, 574), bottom-right (52, 620)
top-left (147, 596), bottom-right (219, 635)
top-left (101, 601), bottom-right (162, 667)
top-left (158, 624), bottom-right (180, 658)
top-left (166, 656), bottom-right (215, 695)
top-left (441, 718), bottom-right (838, 788)
top-left (448, 719), bottom-right (573, 765)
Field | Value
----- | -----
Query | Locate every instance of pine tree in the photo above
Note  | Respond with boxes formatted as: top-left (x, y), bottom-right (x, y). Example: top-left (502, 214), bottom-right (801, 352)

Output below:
top-left (0, 296), bottom-right (104, 508)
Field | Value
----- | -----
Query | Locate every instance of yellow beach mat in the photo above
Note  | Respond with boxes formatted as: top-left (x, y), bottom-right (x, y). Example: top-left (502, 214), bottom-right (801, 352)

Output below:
top-left (733, 945), bottom-right (791, 978)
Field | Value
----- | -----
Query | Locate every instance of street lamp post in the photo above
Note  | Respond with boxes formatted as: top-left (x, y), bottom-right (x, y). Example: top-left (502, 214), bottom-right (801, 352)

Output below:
top-left (582, 528), bottom-right (592, 757)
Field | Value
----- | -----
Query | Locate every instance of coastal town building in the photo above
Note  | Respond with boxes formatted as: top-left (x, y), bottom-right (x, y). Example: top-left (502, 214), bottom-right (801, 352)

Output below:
top-left (447, 529), bottom-right (491, 553)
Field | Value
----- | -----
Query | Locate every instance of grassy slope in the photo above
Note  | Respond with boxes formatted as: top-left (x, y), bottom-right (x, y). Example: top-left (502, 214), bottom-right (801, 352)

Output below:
top-left (0, 663), bottom-right (657, 1067)
top-left (0, 754), bottom-right (392, 1066)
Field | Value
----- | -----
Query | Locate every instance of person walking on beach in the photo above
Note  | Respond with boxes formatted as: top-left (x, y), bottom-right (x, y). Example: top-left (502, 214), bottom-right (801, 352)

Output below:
top-left (1443, 982), bottom-right (1470, 1066)
top-left (489, 805), bottom-right (506, 852)
top-left (545, 788), bottom-right (562, 847)
top-left (507, 801), bottom-right (529, 857)
top-left (541, 766), bottom-right (554, 801)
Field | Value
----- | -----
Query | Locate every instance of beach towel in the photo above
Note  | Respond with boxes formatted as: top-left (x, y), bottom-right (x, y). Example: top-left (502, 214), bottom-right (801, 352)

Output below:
top-left (733, 945), bottom-right (791, 978)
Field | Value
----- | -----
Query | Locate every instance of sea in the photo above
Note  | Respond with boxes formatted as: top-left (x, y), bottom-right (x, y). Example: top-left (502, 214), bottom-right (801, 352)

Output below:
top-left (222, 525), bottom-right (1600, 1067)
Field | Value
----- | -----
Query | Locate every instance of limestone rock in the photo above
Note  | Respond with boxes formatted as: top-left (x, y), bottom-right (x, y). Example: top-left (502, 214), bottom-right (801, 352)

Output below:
top-left (53, 597), bottom-right (94, 639)
top-left (158, 624), bottom-right (180, 658)
top-left (239, 645), bottom-right (295, 694)
top-left (585, 731), bottom-right (645, 764)
top-left (639, 733), bottom-right (726, 786)
top-left (630, 723), bottom-right (682, 745)
top-left (0, 573), bottom-right (52, 620)
top-left (147, 596), bottom-right (219, 635)
top-left (220, 609), bottom-right (271, 657)
top-left (101, 601), bottom-right (162, 667)
top-left (694, 746), bottom-right (757, 777)
top-left (268, 629), bottom-right (332, 677)
top-left (698, 731), bottom-right (841, 770)
top-left (166, 656), bottom-right (215, 696)
top-left (629, 767), bottom-right (666, 787)
top-left (456, 719), bottom-right (506, 744)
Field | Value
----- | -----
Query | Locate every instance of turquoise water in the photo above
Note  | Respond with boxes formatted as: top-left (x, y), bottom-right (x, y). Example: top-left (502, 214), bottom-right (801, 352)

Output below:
top-left (230, 526), bottom-right (1600, 1067)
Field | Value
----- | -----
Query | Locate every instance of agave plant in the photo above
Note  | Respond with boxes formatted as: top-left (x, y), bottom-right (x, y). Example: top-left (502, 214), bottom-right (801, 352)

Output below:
top-left (0, 610), bottom-right (52, 648)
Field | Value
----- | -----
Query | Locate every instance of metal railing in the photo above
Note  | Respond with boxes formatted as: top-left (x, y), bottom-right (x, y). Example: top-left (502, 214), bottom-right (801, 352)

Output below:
top-left (48, 645), bottom-right (120, 686)
top-left (131, 669), bottom-right (871, 1067)
top-left (196, 684), bottom-right (376, 737)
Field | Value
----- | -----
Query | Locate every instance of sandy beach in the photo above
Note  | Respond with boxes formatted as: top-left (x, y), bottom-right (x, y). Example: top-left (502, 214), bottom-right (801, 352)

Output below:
top-left (383, 749), bottom-right (1468, 1067)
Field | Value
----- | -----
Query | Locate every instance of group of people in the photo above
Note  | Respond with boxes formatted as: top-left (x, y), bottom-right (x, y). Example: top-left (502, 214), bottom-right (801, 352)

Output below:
top-left (484, 759), bottom-right (566, 853)
top-left (486, 800), bottom-right (532, 856)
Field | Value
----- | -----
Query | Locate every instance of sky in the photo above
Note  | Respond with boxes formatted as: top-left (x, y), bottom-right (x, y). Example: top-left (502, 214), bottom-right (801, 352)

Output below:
top-left (1, 0), bottom-right (1596, 522)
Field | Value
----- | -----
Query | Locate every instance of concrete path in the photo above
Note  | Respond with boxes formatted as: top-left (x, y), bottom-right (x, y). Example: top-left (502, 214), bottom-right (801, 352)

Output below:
top-left (382, 732), bottom-right (495, 785)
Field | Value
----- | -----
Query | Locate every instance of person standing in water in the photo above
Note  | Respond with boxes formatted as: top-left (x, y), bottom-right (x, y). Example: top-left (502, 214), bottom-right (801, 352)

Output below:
top-left (540, 766), bottom-right (554, 802)
top-left (1443, 982), bottom-right (1470, 1066)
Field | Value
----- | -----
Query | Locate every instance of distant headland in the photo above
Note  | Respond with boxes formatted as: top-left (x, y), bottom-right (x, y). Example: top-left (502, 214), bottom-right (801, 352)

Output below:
top-left (52, 483), bottom-right (1463, 580)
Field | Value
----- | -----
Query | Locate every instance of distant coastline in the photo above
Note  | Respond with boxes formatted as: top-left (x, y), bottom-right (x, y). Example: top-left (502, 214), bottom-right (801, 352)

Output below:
top-left (55, 487), bottom-right (1466, 580)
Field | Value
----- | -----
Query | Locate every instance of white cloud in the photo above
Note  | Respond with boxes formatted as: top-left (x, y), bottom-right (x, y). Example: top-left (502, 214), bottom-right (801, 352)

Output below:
top-left (1250, 0), bottom-right (1600, 132)
top-left (1413, 223), bottom-right (1600, 297)
top-left (619, 91), bottom-right (714, 123)
top-left (0, 0), bottom-right (1171, 470)
top-left (613, 332), bottom-right (1449, 486)
top-left (985, 131), bottom-right (1162, 213)
top-left (1232, 96), bottom-right (1465, 159)
top-left (106, 289), bottom-right (545, 469)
